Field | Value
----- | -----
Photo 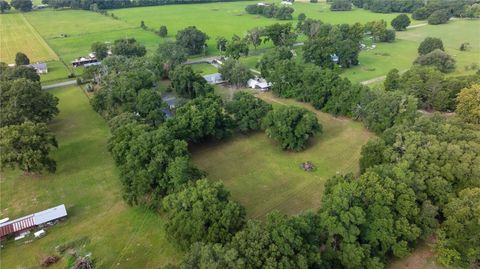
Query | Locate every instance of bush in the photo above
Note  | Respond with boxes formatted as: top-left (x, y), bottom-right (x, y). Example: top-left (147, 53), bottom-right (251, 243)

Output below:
top-left (391, 14), bottom-right (411, 31)
top-left (428, 9), bottom-right (450, 25)
top-left (330, 0), bottom-right (352, 11)
top-left (414, 49), bottom-right (456, 73)
top-left (418, 37), bottom-right (444, 55)
top-left (378, 29), bottom-right (396, 42)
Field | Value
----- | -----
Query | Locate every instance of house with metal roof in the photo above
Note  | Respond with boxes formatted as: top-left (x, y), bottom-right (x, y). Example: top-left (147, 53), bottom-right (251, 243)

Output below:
top-left (0, 204), bottom-right (67, 239)
top-left (203, 73), bottom-right (223, 85)
top-left (28, 63), bottom-right (48, 74)
top-left (247, 77), bottom-right (271, 92)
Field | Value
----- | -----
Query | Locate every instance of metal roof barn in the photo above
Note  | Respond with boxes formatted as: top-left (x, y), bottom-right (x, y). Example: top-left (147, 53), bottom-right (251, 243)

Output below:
top-left (0, 205), bottom-right (67, 238)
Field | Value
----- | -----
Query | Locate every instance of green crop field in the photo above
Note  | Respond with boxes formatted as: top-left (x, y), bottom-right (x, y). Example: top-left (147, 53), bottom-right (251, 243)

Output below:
top-left (0, 86), bottom-right (179, 268)
top-left (191, 92), bottom-right (373, 219)
top-left (0, 12), bottom-right (58, 63)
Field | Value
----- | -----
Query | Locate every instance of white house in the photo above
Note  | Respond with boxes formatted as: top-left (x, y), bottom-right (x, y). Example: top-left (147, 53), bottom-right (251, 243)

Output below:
top-left (247, 77), bottom-right (271, 92)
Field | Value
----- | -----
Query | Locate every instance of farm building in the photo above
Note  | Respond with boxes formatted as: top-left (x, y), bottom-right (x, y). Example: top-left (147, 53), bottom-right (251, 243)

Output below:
top-left (203, 73), bottom-right (223, 84)
top-left (0, 204), bottom-right (67, 240)
top-left (28, 63), bottom-right (48, 74)
top-left (248, 77), bottom-right (271, 91)
top-left (72, 57), bottom-right (98, 67)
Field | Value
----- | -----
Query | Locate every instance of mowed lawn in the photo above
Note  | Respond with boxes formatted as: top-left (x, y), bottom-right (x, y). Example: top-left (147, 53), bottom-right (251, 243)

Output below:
top-left (191, 92), bottom-right (373, 219)
top-left (344, 19), bottom-right (480, 83)
top-left (0, 86), bottom-right (179, 268)
top-left (0, 12), bottom-right (58, 63)
top-left (23, 10), bottom-right (161, 62)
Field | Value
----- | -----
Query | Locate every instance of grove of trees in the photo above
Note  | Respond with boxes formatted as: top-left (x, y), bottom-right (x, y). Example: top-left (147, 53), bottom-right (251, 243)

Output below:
top-left (262, 106), bottom-right (322, 151)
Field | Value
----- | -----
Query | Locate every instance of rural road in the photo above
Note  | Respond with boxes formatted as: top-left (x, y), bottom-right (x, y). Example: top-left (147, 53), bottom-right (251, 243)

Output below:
top-left (42, 80), bottom-right (77, 90)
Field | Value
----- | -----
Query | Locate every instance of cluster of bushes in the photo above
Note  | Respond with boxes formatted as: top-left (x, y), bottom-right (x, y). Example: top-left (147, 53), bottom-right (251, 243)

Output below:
top-left (0, 58), bottom-right (59, 174)
top-left (245, 3), bottom-right (294, 20)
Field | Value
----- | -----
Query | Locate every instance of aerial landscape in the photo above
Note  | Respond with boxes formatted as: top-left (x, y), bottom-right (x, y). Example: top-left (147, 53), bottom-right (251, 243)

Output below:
top-left (0, 0), bottom-right (479, 268)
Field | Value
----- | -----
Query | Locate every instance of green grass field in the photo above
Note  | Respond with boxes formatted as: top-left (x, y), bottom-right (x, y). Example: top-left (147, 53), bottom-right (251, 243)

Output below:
top-left (0, 86), bottom-right (179, 268)
top-left (0, 12), bottom-right (58, 63)
top-left (344, 19), bottom-right (480, 83)
top-left (22, 10), bottom-right (161, 62)
top-left (191, 92), bottom-right (373, 219)
top-left (112, 1), bottom-right (415, 54)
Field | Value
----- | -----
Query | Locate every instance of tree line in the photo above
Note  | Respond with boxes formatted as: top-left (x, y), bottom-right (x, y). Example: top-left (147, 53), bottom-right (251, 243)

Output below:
top-left (245, 3), bottom-right (295, 20)
top-left (42, 0), bottom-right (250, 10)
top-left (0, 55), bottom-right (60, 174)
top-left (85, 20), bottom-right (480, 268)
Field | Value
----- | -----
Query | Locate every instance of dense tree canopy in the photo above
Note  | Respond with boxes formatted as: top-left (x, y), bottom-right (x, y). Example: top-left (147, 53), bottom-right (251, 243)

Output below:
top-left (330, 0), bottom-right (352, 11)
top-left (257, 46), bottom-right (293, 78)
top-left (225, 35), bottom-right (249, 59)
top-left (10, 0), bottom-right (31, 11)
top-left (226, 92), bottom-right (272, 132)
top-left (263, 23), bottom-right (297, 47)
top-left (176, 26), bottom-right (209, 55)
top-left (91, 42), bottom-right (109, 60)
top-left (218, 59), bottom-right (252, 88)
top-left (456, 84), bottom-right (480, 124)
top-left (167, 94), bottom-right (233, 142)
top-left (15, 52), bottom-right (30, 65)
top-left (391, 14), bottom-right (411, 31)
top-left (0, 122), bottom-right (58, 173)
top-left (437, 188), bottom-right (480, 268)
top-left (0, 1), bottom-right (11, 13)
top-left (163, 179), bottom-right (246, 248)
top-left (154, 41), bottom-right (188, 77)
top-left (245, 4), bottom-right (295, 20)
top-left (112, 38), bottom-right (146, 57)
top-left (0, 79), bottom-right (59, 127)
top-left (170, 65), bottom-right (213, 99)
top-left (414, 49), bottom-right (456, 73)
top-left (262, 106), bottom-right (322, 151)
top-left (108, 123), bottom-right (203, 207)
top-left (0, 64), bottom-right (40, 82)
top-left (427, 9), bottom-right (451, 25)
top-left (418, 37), bottom-right (444, 55)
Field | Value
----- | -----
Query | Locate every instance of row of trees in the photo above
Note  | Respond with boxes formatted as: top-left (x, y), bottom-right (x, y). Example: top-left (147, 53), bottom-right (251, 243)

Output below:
top-left (245, 4), bottom-right (295, 20)
top-left (170, 114), bottom-right (480, 268)
top-left (0, 57), bottom-right (59, 174)
top-left (42, 0), bottom-right (248, 10)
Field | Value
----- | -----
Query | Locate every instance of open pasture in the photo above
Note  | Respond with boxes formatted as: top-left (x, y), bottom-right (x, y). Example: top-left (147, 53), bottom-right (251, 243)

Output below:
top-left (0, 86), bottom-right (179, 268)
top-left (22, 10), bottom-right (161, 62)
top-left (191, 92), bottom-right (373, 219)
top-left (112, 1), bottom-right (416, 54)
top-left (343, 19), bottom-right (480, 83)
top-left (0, 12), bottom-right (58, 63)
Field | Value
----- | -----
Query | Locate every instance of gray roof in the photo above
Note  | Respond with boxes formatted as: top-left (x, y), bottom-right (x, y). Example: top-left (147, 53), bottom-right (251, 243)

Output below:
top-left (28, 63), bottom-right (47, 71)
top-left (203, 73), bottom-right (222, 82)
top-left (33, 204), bottom-right (67, 225)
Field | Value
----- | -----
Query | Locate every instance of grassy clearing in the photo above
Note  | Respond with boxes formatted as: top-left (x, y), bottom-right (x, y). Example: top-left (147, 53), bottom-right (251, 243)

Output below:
top-left (191, 92), bottom-right (373, 219)
top-left (0, 86), bottom-right (179, 268)
top-left (0, 12), bottom-right (58, 63)
top-left (190, 63), bottom-right (218, 75)
top-left (344, 19), bottom-right (480, 83)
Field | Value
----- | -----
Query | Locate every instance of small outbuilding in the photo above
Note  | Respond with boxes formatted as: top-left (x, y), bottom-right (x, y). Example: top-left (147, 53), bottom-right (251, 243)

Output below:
top-left (28, 63), bottom-right (48, 74)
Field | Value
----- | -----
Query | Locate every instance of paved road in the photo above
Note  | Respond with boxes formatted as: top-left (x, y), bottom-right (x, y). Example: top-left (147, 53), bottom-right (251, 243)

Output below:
top-left (42, 80), bottom-right (77, 90)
